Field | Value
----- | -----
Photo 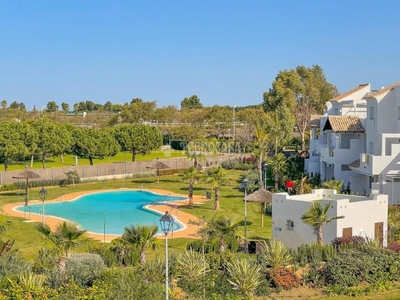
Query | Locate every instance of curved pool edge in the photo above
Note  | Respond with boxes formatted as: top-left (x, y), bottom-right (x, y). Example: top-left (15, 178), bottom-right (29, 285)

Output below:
top-left (3, 188), bottom-right (204, 242)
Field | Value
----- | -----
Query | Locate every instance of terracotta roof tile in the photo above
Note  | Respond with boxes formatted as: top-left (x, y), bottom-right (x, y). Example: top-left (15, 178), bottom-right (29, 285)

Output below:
top-left (348, 159), bottom-right (360, 169)
top-left (363, 82), bottom-right (400, 98)
top-left (331, 84), bottom-right (370, 102)
top-left (324, 116), bottom-right (365, 133)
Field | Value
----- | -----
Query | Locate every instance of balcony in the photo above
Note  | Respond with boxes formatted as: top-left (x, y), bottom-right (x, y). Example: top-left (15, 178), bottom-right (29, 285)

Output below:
top-left (355, 154), bottom-right (400, 176)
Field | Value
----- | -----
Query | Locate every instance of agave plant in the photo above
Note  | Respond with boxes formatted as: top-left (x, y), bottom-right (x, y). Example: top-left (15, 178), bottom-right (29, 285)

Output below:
top-left (226, 257), bottom-right (262, 296)
top-left (260, 240), bottom-right (292, 269)
top-left (175, 250), bottom-right (209, 281)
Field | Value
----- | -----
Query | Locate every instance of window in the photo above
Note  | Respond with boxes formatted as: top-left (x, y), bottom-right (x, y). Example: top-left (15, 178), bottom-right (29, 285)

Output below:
top-left (369, 106), bottom-right (375, 120)
top-left (341, 165), bottom-right (351, 171)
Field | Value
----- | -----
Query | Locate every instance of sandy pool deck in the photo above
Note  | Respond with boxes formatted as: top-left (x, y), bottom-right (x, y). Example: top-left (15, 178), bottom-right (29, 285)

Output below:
top-left (2, 189), bottom-right (207, 242)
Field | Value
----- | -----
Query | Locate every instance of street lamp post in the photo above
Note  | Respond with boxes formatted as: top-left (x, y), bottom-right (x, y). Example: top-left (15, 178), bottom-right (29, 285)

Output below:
top-left (159, 211), bottom-right (174, 300)
top-left (243, 178), bottom-right (249, 253)
top-left (262, 162), bottom-right (268, 189)
top-left (39, 187), bottom-right (47, 225)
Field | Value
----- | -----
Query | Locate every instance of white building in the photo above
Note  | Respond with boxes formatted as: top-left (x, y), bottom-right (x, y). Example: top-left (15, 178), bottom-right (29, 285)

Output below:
top-left (272, 189), bottom-right (388, 249)
top-left (305, 82), bottom-right (400, 204)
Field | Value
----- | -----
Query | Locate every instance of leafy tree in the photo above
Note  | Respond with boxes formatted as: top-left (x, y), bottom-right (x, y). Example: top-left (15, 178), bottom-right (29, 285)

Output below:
top-left (71, 127), bottom-right (120, 165)
top-left (20, 121), bottom-right (39, 167)
top-left (114, 100), bottom-right (156, 124)
top-left (9, 101), bottom-right (19, 109)
top-left (181, 95), bottom-right (203, 110)
top-left (31, 119), bottom-right (73, 169)
top-left (1, 100), bottom-right (7, 110)
top-left (0, 122), bottom-right (29, 171)
top-left (388, 205), bottom-right (400, 241)
top-left (301, 200), bottom-right (344, 245)
top-left (104, 101), bottom-right (112, 111)
top-left (112, 124), bottom-right (162, 162)
top-left (205, 105), bottom-right (232, 139)
top-left (122, 225), bottom-right (159, 265)
top-left (46, 101), bottom-right (58, 112)
top-left (85, 100), bottom-right (95, 111)
top-left (267, 153), bottom-right (287, 189)
top-left (235, 107), bottom-right (264, 152)
top-left (182, 166), bottom-right (200, 209)
top-left (205, 167), bottom-right (229, 210)
top-left (155, 105), bottom-right (179, 144)
top-left (18, 102), bottom-right (26, 111)
top-left (61, 102), bottom-right (69, 112)
top-left (35, 222), bottom-right (88, 257)
top-left (185, 140), bottom-right (207, 168)
top-left (263, 65), bottom-right (338, 150)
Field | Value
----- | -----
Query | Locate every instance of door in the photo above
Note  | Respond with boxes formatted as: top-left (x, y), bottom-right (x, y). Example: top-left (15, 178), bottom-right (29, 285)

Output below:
top-left (342, 227), bottom-right (352, 238)
top-left (374, 222), bottom-right (384, 247)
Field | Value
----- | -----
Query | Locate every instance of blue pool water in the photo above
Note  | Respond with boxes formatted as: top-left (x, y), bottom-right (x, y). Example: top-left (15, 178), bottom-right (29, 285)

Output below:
top-left (18, 190), bottom-right (186, 235)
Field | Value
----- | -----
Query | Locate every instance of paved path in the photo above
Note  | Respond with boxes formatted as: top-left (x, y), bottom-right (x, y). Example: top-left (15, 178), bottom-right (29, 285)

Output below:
top-left (2, 189), bottom-right (207, 242)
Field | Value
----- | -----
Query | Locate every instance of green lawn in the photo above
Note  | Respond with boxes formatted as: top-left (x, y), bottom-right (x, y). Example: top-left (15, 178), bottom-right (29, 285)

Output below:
top-left (0, 170), bottom-right (271, 259)
top-left (0, 149), bottom-right (185, 171)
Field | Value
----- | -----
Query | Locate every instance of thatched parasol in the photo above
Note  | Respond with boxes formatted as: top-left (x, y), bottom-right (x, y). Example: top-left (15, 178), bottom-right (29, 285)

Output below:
top-left (146, 158), bottom-right (170, 184)
top-left (12, 169), bottom-right (41, 206)
top-left (245, 188), bottom-right (273, 204)
top-left (244, 188), bottom-right (273, 227)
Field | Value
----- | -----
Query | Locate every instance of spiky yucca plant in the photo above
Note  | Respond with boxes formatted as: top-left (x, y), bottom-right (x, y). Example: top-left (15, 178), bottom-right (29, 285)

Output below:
top-left (260, 240), bottom-right (292, 269)
top-left (175, 250), bottom-right (209, 281)
top-left (226, 258), bottom-right (262, 296)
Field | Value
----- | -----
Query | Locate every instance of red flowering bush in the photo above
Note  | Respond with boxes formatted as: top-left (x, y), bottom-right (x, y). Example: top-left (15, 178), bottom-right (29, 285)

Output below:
top-left (331, 236), bottom-right (365, 248)
top-left (268, 267), bottom-right (301, 290)
top-left (388, 242), bottom-right (400, 253)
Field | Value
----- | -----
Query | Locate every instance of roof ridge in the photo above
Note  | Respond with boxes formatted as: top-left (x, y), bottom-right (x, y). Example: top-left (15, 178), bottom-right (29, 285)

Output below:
top-left (364, 82), bottom-right (400, 98)
top-left (331, 84), bottom-right (370, 102)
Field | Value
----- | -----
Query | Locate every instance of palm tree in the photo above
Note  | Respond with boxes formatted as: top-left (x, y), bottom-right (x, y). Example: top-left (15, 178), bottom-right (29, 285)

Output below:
top-left (122, 224), bottom-right (159, 265)
top-left (226, 258), bottom-right (262, 296)
top-left (267, 153), bottom-right (287, 190)
top-left (182, 166), bottom-right (200, 209)
top-left (35, 222), bottom-right (88, 257)
top-left (185, 140), bottom-right (206, 168)
top-left (204, 167), bottom-right (229, 210)
top-left (210, 216), bottom-right (240, 252)
top-left (301, 201), bottom-right (344, 245)
top-left (294, 175), bottom-right (311, 195)
top-left (322, 179), bottom-right (343, 193)
top-left (254, 124), bottom-right (270, 183)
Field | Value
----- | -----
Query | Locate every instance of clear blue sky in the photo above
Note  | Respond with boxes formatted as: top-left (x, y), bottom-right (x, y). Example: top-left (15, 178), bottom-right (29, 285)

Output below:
top-left (1, 0), bottom-right (399, 110)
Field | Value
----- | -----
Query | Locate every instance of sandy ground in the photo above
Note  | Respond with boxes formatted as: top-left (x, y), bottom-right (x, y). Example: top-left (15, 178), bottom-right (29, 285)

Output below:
top-left (2, 188), bottom-right (207, 242)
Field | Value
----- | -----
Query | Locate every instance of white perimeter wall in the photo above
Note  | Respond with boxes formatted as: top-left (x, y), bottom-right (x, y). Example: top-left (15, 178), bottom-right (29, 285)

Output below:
top-left (272, 189), bottom-right (388, 248)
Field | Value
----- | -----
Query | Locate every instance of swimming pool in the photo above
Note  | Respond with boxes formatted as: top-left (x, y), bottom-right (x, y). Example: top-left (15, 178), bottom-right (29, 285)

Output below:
top-left (18, 190), bottom-right (187, 235)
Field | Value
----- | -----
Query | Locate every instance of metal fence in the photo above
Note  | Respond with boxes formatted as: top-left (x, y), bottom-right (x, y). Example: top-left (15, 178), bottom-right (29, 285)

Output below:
top-left (0, 154), bottom-right (249, 186)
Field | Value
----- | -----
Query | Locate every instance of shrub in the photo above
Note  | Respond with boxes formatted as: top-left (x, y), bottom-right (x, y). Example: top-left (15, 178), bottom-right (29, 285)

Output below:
top-left (388, 241), bottom-right (400, 253)
top-left (65, 253), bottom-right (106, 287)
top-left (331, 236), bottom-right (365, 248)
top-left (320, 249), bottom-right (367, 287)
top-left (268, 267), bottom-right (300, 290)
top-left (221, 159), bottom-right (255, 170)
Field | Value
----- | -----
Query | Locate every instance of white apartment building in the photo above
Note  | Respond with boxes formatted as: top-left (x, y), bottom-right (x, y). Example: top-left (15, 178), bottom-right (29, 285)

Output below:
top-left (272, 189), bottom-right (388, 248)
top-left (305, 82), bottom-right (400, 204)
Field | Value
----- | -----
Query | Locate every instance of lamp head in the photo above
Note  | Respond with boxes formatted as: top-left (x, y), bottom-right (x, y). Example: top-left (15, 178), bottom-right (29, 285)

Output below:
top-left (159, 211), bottom-right (174, 235)
top-left (39, 187), bottom-right (47, 201)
